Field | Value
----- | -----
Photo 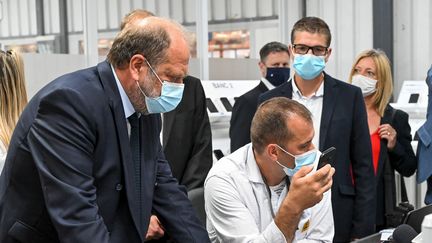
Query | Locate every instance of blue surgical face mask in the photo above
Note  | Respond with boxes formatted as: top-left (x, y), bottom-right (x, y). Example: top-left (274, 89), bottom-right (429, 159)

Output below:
top-left (275, 144), bottom-right (317, 177)
top-left (137, 60), bottom-right (184, 114)
top-left (265, 67), bottom-right (290, 87)
top-left (293, 54), bottom-right (326, 80)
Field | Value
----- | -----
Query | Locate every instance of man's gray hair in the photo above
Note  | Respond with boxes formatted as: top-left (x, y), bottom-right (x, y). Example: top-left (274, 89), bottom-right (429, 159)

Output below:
top-left (107, 17), bottom-right (188, 69)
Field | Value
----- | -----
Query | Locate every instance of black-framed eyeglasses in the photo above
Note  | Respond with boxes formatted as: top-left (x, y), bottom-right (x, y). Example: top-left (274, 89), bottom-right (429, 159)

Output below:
top-left (292, 44), bottom-right (328, 56)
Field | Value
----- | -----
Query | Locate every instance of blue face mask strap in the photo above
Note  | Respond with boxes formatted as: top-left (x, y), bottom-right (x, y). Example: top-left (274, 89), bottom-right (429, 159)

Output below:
top-left (275, 144), bottom-right (295, 159)
top-left (144, 59), bottom-right (163, 85)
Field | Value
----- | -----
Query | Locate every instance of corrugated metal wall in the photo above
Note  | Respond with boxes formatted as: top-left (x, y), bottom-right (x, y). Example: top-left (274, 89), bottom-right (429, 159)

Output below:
top-left (1, 0), bottom-right (431, 87)
top-left (394, 0), bottom-right (432, 97)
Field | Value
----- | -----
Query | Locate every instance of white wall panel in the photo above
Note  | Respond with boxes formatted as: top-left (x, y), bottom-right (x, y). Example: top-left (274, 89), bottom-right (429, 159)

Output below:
top-left (212, 0), bottom-right (226, 21)
top-left (0, 0), bottom-right (10, 37)
top-left (107, 0), bottom-right (119, 29)
top-left (18, 0), bottom-right (30, 35)
top-left (43, 0), bottom-right (51, 33)
top-left (183, 0), bottom-right (195, 23)
top-left (9, 0), bottom-right (20, 36)
top-left (242, 0), bottom-right (257, 18)
top-left (29, 0), bottom-right (37, 35)
top-left (334, 0), bottom-right (355, 81)
top-left (283, 0), bottom-right (303, 45)
top-left (257, 0), bottom-right (273, 17)
top-left (394, 0), bottom-right (432, 97)
top-left (70, 0), bottom-right (83, 32)
top-left (119, 0), bottom-right (131, 25)
top-left (157, 0), bottom-right (170, 18)
top-left (227, 0), bottom-right (242, 19)
top-left (131, 0), bottom-right (144, 10)
top-left (50, 0), bottom-right (60, 33)
top-left (170, 0), bottom-right (184, 23)
top-left (97, 0), bottom-right (108, 29)
top-left (144, 0), bottom-right (156, 14)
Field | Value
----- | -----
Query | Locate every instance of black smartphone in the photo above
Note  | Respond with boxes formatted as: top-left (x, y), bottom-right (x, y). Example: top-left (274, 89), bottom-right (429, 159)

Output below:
top-left (317, 147), bottom-right (336, 169)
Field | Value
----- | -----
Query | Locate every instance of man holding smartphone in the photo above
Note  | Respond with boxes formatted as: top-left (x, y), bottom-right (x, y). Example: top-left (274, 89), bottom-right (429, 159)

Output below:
top-left (205, 97), bottom-right (334, 242)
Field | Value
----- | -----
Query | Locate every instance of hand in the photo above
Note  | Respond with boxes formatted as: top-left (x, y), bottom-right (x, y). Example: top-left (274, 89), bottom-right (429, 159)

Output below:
top-left (145, 215), bottom-right (165, 241)
top-left (274, 164), bottom-right (335, 241)
top-left (378, 124), bottom-right (397, 150)
top-left (284, 164), bottom-right (335, 214)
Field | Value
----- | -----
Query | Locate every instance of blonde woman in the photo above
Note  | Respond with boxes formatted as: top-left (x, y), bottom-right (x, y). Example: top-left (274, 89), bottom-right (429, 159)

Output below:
top-left (0, 49), bottom-right (28, 172)
top-left (348, 49), bottom-right (416, 230)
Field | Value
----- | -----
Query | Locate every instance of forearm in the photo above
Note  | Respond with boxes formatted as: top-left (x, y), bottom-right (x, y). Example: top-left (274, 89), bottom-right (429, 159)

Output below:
top-left (274, 202), bottom-right (302, 242)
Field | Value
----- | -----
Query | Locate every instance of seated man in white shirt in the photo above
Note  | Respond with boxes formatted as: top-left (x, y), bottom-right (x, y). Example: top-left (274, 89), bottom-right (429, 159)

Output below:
top-left (205, 97), bottom-right (335, 243)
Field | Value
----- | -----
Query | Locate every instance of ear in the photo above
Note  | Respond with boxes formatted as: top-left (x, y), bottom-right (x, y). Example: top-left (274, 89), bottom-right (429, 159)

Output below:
top-left (266, 144), bottom-right (279, 161)
top-left (129, 54), bottom-right (146, 81)
top-left (325, 47), bottom-right (332, 63)
top-left (258, 61), bottom-right (267, 77)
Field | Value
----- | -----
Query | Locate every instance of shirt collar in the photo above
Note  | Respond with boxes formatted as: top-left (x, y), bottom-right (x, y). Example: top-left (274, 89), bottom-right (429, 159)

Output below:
top-left (292, 76), bottom-right (324, 98)
top-left (111, 64), bottom-right (136, 119)
top-left (260, 77), bottom-right (275, 90)
top-left (246, 144), bottom-right (266, 184)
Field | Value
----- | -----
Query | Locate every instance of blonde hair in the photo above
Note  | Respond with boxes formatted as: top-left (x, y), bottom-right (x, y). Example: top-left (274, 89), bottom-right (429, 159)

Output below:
top-left (348, 49), bottom-right (393, 117)
top-left (0, 50), bottom-right (28, 148)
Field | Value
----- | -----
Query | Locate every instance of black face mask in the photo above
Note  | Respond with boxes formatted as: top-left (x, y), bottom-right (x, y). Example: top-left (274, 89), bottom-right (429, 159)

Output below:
top-left (265, 67), bottom-right (290, 86)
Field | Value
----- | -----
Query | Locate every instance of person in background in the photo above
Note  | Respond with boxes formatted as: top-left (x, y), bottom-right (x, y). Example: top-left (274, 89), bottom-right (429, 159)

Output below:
top-left (417, 65), bottom-right (432, 204)
top-left (348, 49), bottom-right (417, 230)
top-left (121, 9), bottom-right (213, 241)
top-left (0, 17), bottom-right (210, 243)
top-left (0, 49), bottom-right (28, 173)
top-left (205, 97), bottom-right (334, 242)
top-left (230, 41), bottom-right (290, 152)
top-left (259, 16), bottom-right (375, 242)
top-left (121, 8), bottom-right (212, 192)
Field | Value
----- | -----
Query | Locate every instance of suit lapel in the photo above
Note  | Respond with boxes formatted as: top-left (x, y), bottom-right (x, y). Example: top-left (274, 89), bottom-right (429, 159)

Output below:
top-left (319, 74), bottom-right (339, 150)
top-left (283, 79), bottom-right (294, 98)
top-left (376, 106), bottom-right (392, 177)
top-left (97, 61), bottom-right (145, 241)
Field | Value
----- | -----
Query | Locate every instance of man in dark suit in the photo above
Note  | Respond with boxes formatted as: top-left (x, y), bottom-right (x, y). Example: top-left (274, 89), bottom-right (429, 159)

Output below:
top-left (120, 11), bottom-right (213, 241)
top-left (259, 17), bottom-right (375, 242)
top-left (121, 9), bottom-right (212, 193)
top-left (229, 41), bottom-right (290, 152)
top-left (0, 17), bottom-right (210, 243)
top-left (162, 75), bottom-right (212, 191)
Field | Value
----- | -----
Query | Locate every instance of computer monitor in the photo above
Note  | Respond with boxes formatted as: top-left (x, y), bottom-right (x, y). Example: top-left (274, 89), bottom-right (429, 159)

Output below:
top-left (403, 205), bottom-right (432, 233)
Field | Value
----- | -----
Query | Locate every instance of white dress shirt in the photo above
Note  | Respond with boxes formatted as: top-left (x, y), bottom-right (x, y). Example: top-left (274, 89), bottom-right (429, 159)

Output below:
top-left (0, 140), bottom-right (6, 173)
top-left (261, 77), bottom-right (276, 91)
top-left (111, 64), bottom-right (136, 137)
top-left (205, 143), bottom-right (334, 243)
top-left (291, 80), bottom-right (324, 148)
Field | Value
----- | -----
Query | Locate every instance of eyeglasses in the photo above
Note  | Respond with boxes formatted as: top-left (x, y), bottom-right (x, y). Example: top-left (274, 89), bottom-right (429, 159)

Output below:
top-left (292, 44), bottom-right (328, 56)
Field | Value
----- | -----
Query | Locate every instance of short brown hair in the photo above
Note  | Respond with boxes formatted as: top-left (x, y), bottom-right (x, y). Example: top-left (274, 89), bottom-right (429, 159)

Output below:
top-left (291, 16), bottom-right (332, 47)
top-left (120, 9), bottom-right (155, 30)
top-left (251, 97), bottom-right (312, 154)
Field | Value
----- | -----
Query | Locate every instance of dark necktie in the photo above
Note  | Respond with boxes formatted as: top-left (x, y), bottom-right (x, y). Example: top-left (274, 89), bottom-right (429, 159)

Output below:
top-left (128, 113), bottom-right (142, 226)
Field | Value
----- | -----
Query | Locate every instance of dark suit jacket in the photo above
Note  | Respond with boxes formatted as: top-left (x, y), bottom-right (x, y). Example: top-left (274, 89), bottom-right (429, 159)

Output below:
top-left (375, 105), bottom-right (417, 226)
top-left (0, 61), bottom-right (209, 243)
top-left (259, 73), bottom-right (376, 242)
top-left (229, 81), bottom-right (268, 152)
top-left (162, 76), bottom-right (212, 191)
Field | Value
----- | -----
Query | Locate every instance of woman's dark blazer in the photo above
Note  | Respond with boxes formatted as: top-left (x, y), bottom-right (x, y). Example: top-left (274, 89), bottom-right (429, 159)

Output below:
top-left (375, 105), bottom-right (417, 226)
